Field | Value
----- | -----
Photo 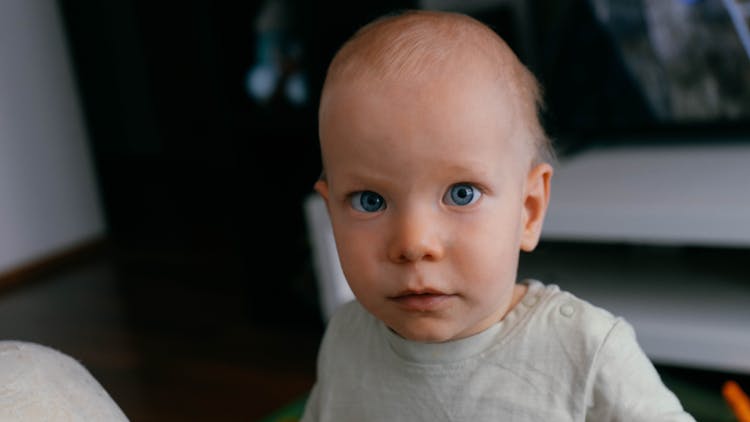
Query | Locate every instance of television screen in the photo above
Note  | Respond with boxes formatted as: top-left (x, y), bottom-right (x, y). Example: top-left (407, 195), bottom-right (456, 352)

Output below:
top-left (528, 0), bottom-right (750, 154)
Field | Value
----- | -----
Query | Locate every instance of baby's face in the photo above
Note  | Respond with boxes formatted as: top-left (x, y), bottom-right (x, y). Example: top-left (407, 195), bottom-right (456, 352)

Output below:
top-left (317, 69), bottom-right (535, 342)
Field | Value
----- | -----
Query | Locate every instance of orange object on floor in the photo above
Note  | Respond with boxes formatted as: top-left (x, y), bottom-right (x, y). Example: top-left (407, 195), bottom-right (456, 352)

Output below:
top-left (723, 380), bottom-right (750, 422)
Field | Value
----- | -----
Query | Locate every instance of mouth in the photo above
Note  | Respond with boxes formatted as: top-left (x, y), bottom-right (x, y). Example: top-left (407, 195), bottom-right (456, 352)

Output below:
top-left (388, 289), bottom-right (457, 312)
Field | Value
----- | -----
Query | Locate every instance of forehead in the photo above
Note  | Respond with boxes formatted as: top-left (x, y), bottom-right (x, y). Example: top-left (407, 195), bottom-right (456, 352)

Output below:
top-left (318, 70), bottom-right (529, 178)
top-left (321, 64), bottom-right (512, 133)
top-left (320, 17), bottom-right (521, 131)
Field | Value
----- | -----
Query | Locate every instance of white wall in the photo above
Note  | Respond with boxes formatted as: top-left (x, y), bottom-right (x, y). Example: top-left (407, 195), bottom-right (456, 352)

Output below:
top-left (0, 0), bottom-right (105, 275)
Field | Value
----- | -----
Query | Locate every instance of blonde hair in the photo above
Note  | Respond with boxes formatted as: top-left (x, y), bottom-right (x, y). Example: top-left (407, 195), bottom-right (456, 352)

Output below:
top-left (320, 9), bottom-right (556, 166)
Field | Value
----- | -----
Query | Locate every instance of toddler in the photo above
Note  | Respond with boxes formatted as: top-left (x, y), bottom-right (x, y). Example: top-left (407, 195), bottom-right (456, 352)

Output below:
top-left (301, 9), bottom-right (694, 421)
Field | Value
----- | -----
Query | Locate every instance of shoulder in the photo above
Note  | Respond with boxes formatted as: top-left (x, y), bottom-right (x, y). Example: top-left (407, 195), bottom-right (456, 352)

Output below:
top-left (520, 280), bottom-right (641, 373)
top-left (329, 298), bottom-right (369, 320)
top-left (318, 300), bottom-right (379, 358)
top-left (526, 280), bottom-right (622, 340)
top-left (326, 299), bottom-right (374, 334)
top-left (523, 282), bottom-right (693, 419)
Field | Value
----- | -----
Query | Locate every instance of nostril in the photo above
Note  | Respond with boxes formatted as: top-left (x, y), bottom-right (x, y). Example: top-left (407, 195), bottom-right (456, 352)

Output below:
top-left (390, 249), bottom-right (420, 263)
top-left (397, 248), bottom-right (433, 263)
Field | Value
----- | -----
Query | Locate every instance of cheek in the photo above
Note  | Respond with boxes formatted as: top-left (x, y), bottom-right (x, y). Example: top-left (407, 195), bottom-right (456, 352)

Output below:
top-left (461, 204), bottom-right (522, 247)
top-left (451, 210), bottom-right (523, 278)
top-left (331, 223), bottom-right (382, 286)
top-left (336, 236), bottom-right (368, 271)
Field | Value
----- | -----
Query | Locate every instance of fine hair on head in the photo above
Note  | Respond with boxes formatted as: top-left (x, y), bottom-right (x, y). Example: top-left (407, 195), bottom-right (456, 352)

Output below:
top-left (320, 9), bottom-right (556, 167)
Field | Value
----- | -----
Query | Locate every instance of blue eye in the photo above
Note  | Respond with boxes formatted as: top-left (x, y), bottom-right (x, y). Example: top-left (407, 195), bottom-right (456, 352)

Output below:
top-left (445, 183), bottom-right (481, 206)
top-left (351, 191), bottom-right (386, 212)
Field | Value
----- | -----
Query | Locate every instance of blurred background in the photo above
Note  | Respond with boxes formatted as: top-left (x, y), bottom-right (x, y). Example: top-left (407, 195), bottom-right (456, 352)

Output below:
top-left (1, 0), bottom-right (749, 420)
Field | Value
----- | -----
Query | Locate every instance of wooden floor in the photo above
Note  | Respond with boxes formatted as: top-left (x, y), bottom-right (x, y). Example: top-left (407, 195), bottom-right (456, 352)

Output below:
top-left (0, 239), bottom-right (324, 421)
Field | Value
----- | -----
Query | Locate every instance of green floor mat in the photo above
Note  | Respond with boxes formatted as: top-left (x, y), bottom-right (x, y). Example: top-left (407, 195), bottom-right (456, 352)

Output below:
top-left (257, 394), bottom-right (308, 422)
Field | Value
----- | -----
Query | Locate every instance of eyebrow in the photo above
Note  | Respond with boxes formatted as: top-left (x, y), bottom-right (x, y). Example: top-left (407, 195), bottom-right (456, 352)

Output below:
top-left (335, 171), bottom-right (393, 189)
top-left (441, 162), bottom-right (493, 179)
top-left (335, 163), bottom-right (493, 189)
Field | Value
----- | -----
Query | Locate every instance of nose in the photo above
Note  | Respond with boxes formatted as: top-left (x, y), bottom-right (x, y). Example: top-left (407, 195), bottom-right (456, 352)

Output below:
top-left (386, 206), bottom-right (445, 263)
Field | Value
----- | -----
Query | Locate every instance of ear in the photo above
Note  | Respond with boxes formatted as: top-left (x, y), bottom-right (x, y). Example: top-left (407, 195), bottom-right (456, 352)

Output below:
top-left (520, 163), bottom-right (553, 252)
top-left (314, 179), bottom-right (330, 205)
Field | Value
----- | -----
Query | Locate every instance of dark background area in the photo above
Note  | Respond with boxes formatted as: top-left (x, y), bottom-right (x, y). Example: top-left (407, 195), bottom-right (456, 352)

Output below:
top-left (56, 1), bottom-right (418, 327)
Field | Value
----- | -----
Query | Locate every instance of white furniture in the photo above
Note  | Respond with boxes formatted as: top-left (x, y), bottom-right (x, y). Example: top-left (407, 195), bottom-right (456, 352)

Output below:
top-left (543, 142), bottom-right (750, 247)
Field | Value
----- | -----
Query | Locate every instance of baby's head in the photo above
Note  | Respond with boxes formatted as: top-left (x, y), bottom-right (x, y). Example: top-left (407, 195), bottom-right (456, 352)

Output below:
top-left (320, 9), bottom-right (555, 168)
top-left (315, 10), bottom-right (554, 343)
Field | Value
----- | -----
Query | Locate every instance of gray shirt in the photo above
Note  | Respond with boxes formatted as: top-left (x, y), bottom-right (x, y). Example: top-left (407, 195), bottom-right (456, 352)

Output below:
top-left (301, 280), bottom-right (694, 421)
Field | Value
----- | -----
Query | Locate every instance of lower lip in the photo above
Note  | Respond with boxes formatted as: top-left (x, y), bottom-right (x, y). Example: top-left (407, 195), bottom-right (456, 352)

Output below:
top-left (391, 294), bottom-right (455, 312)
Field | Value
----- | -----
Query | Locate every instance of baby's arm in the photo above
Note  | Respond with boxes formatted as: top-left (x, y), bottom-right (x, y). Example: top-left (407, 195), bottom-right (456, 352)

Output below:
top-left (585, 320), bottom-right (695, 421)
top-left (0, 340), bottom-right (128, 421)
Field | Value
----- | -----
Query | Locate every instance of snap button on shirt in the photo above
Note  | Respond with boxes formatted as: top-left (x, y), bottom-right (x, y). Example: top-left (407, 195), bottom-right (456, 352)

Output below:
top-left (560, 303), bottom-right (575, 317)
